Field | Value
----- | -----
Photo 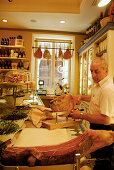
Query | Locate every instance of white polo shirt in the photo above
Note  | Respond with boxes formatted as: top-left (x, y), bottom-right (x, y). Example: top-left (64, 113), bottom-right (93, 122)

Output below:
top-left (89, 76), bottom-right (114, 124)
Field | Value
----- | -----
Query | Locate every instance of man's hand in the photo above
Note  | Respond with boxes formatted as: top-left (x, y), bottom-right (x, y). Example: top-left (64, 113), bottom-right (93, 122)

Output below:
top-left (73, 95), bottom-right (82, 105)
top-left (70, 110), bottom-right (82, 119)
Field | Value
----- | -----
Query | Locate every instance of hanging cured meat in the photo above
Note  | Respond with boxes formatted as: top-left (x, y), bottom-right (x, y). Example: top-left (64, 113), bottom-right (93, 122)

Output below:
top-left (58, 48), bottom-right (63, 66)
top-left (55, 54), bottom-right (58, 67)
top-left (63, 49), bottom-right (72, 59)
top-left (58, 48), bottom-right (63, 58)
top-left (43, 48), bottom-right (51, 66)
top-left (34, 47), bottom-right (42, 59)
top-left (43, 48), bottom-right (51, 59)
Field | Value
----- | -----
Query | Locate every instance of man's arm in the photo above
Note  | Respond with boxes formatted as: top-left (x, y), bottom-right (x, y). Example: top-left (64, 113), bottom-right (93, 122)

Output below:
top-left (73, 95), bottom-right (91, 105)
top-left (70, 110), bottom-right (111, 125)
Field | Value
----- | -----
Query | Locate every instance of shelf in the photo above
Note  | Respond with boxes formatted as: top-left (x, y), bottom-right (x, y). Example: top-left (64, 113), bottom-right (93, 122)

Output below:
top-left (0, 81), bottom-right (32, 88)
top-left (0, 45), bottom-right (25, 48)
top-left (0, 57), bottom-right (26, 60)
top-left (78, 22), bottom-right (114, 54)
top-left (0, 69), bottom-right (27, 72)
top-left (0, 69), bottom-right (17, 71)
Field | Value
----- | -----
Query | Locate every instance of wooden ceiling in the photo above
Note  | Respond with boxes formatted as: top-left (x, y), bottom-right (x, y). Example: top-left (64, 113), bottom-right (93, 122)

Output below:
top-left (0, 0), bottom-right (82, 14)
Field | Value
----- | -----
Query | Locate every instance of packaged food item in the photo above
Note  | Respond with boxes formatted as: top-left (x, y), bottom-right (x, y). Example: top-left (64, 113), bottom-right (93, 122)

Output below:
top-left (5, 70), bottom-right (27, 84)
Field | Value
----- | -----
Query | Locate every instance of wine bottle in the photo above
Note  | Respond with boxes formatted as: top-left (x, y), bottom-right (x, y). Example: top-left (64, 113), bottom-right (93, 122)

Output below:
top-left (1, 38), bottom-right (4, 45)
top-left (0, 60), bottom-right (2, 69)
top-left (0, 49), bottom-right (2, 57)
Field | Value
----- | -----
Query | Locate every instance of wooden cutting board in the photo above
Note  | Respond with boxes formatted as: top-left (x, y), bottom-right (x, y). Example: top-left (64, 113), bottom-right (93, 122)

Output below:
top-left (13, 128), bottom-right (71, 147)
top-left (42, 117), bottom-right (82, 130)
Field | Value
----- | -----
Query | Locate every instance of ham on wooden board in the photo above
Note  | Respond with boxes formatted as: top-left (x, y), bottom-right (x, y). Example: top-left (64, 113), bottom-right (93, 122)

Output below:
top-left (50, 94), bottom-right (74, 115)
top-left (1, 129), bottom-right (114, 166)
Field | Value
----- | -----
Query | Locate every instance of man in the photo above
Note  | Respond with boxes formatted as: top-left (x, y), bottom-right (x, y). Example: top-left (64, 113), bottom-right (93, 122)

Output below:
top-left (70, 57), bottom-right (114, 170)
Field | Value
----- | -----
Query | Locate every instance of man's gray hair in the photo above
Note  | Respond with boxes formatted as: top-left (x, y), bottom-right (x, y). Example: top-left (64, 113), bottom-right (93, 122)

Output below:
top-left (92, 57), bottom-right (108, 70)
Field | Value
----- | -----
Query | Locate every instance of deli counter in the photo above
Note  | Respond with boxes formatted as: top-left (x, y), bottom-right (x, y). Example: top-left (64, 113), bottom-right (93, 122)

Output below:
top-left (0, 92), bottom-right (94, 170)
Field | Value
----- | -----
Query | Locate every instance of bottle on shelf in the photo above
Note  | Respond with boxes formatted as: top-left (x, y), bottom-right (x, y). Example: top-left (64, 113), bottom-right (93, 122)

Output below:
top-left (7, 49), bottom-right (11, 57)
top-left (11, 37), bottom-right (13, 46)
top-left (9, 37), bottom-right (12, 46)
top-left (6, 38), bottom-right (9, 45)
top-left (0, 60), bottom-right (2, 69)
top-left (17, 61), bottom-right (21, 69)
top-left (1, 60), bottom-right (4, 69)
top-left (21, 61), bottom-right (24, 69)
top-left (18, 50), bottom-right (21, 58)
top-left (22, 51), bottom-right (25, 58)
top-left (13, 37), bottom-right (16, 46)
top-left (0, 49), bottom-right (2, 57)
top-left (14, 50), bottom-right (18, 58)
top-left (1, 38), bottom-right (4, 45)
top-left (4, 38), bottom-right (7, 45)
top-left (2, 49), bottom-right (5, 57)
top-left (9, 60), bottom-right (12, 69)
top-left (4, 49), bottom-right (8, 57)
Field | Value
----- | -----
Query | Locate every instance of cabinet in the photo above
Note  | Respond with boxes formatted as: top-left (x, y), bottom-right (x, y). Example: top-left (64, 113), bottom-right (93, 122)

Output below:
top-left (0, 45), bottom-right (29, 82)
top-left (79, 46), bottom-right (93, 95)
top-left (78, 22), bottom-right (114, 94)
top-left (0, 45), bottom-right (27, 72)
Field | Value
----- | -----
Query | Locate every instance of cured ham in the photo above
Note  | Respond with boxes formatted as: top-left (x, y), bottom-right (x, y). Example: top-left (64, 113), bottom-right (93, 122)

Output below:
top-left (50, 94), bottom-right (74, 114)
top-left (34, 47), bottom-right (42, 59)
top-left (63, 49), bottom-right (72, 59)
top-left (1, 129), bottom-right (114, 166)
top-left (58, 48), bottom-right (63, 59)
top-left (58, 48), bottom-right (63, 66)
top-left (43, 49), bottom-right (51, 59)
top-left (43, 48), bottom-right (51, 66)
top-left (28, 106), bottom-right (53, 128)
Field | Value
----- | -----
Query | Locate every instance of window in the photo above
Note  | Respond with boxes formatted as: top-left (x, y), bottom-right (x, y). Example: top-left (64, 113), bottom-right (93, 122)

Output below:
top-left (31, 34), bottom-right (74, 92)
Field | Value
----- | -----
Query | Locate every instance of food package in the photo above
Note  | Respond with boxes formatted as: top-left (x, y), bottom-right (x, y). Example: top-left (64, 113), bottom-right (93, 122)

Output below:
top-left (5, 70), bottom-right (28, 84)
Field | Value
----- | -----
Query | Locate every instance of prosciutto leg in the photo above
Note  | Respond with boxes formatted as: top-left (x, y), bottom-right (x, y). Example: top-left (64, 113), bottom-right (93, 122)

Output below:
top-left (1, 129), bottom-right (114, 166)
top-left (50, 94), bottom-right (74, 114)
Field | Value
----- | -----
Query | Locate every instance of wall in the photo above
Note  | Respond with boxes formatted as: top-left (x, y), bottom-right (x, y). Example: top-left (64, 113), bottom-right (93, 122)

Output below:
top-left (0, 29), bottom-right (85, 95)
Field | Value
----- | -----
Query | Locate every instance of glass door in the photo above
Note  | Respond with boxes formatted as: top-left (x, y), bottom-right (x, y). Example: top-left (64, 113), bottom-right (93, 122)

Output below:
top-left (79, 47), bottom-right (93, 95)
top-left (79, 55), bottom-right (83, 94)
top-left (87, 48), bottom-right (93, 95)
top-left (82, 52), bottom-right (87, 95)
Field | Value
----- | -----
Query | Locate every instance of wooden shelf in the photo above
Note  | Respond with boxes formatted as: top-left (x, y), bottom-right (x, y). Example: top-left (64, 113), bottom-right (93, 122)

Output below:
top-left (0, 45), bottom-right (25, 48)
top-left (78, 22), bottom-right (114, 54)
top-left (0, 57), bottom-right (26, 60)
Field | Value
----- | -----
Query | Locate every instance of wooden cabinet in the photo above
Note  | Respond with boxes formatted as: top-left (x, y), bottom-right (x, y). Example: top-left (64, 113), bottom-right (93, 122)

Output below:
top-left (79, 46), bottom-right (93, 95)
top-left (0, 45), bottom-right (29, 83)
top-left (0, 45), bottom-right (27, 72)
top-left (78, 22), bottom-right (114, 94)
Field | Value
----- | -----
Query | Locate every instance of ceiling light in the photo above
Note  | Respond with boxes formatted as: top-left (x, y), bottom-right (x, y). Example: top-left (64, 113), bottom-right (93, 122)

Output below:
top-left (30, 19), bottom-right (37, 22)
top-left (2, 19), bottom-right (8, 23)
top-left (98, 0), bottom-right (111, 7)
top-left (60, 20), bottom-right (65, 24)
